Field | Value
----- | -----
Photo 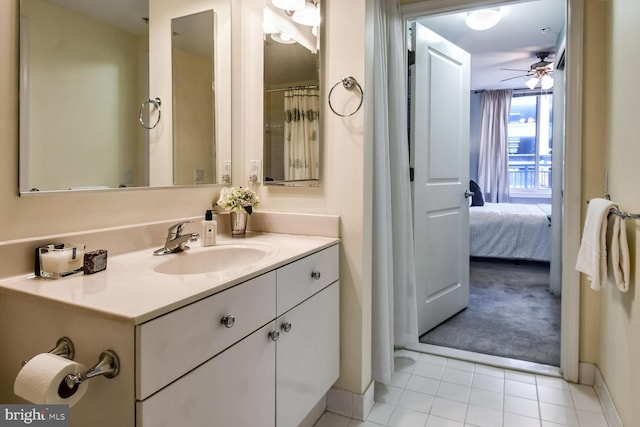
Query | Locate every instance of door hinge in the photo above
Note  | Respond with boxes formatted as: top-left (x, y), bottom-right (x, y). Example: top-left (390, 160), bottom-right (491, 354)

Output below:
top-left (409, 167), bottom-right (414, 182)
top-left (408, 50), bottom-right (415, 66)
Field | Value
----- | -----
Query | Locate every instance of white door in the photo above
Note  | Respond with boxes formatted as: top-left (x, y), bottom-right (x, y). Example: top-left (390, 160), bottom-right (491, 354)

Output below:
top-left (410, 22), bottom-right (471, 335)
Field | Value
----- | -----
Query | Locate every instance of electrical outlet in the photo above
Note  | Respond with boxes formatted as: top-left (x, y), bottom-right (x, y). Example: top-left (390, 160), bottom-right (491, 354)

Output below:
top-left (249, 160), bottom-right (262, 184)
top-left (124, 169), bottom-right (134, 185)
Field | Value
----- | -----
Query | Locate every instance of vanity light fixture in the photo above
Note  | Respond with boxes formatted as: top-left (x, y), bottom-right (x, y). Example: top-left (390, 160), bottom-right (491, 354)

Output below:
top-left (292, 1), bottom-right (320, 27)
top-left (465, 8), bottom-right (501, 31)
top-left (272, 0), bottom-right (305, 11)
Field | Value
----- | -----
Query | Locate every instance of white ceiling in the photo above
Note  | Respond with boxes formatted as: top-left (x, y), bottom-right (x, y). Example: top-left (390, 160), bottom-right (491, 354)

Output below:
top-left (415, 0), bottom-right (565, 90)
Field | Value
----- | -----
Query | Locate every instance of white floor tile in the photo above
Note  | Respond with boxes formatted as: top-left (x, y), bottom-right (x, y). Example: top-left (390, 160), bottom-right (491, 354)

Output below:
top-left (468, 388), bottom-right (503, 411)
top-left (539, 402), bottom-right (579, 426)
top-left (504, 394), bottom-right (540, 419)
top-left (436, 382), bottom-right (471, 403)
top-left (441, 367), bottom-right (473, 387)
top-left (503, 412), bottom-right (542, 427)
top-left (314, 412), bottom-right (352, 427)
top-left (375, 383), bottom-right (404, 405)
top-left (464, 404), bottom-right (503, 427)
top-left (471, 374), bottom-right (504, 394)
top-left (569, 384), bottom-right (604, 413)
top-left (473, 365), bottom-right (504, 379)
top-left (397, 389), bottom-right (436, 414)
top-left (367, 402), bottom-right (396, 425)
top-left (319, 350), bottom-right (610, 427)
top-left (505, 379), bottom-right (538, 400)
top-left (406, 375), bottom-right (440, 395)
top-left (576, 409), bottom-right (609, 427)
top-left (505, 370), bottom-right (537, 385)
top-left (537, 384), bottom-right (574, 407)
top-left (388, 407), bottom-right (429, 427)
top-left (425, 415), bottom-right (464, 427)
top-left (413, 362), bottom-right (445, 380)
top-left (429, 397), bottom-right (467, 423)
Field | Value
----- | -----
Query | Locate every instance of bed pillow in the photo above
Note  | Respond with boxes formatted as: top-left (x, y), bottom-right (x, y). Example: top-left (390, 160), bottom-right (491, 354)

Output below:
top-left (469, 180), bottom-right (484, 206)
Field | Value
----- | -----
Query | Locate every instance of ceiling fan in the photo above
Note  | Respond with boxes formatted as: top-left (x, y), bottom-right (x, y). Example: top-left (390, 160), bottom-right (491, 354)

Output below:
top-left (501, 52), bottom-right (555, 89)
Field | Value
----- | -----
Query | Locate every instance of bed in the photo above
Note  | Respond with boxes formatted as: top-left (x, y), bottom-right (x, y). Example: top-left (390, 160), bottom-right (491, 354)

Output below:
top-left (469, 202), bottom-right (552, 261)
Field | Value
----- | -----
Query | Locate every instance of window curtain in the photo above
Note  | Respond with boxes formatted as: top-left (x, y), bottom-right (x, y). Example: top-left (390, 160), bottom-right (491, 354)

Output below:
top-left (283, 88), bottom-right (320, 180)
top-left (477, 90), bottom-right (512, 202)
top-left (371, 0), bottom-right (418, 385)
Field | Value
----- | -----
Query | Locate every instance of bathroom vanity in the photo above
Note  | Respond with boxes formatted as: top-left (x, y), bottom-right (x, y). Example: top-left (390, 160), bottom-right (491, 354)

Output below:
top-left (0, 233), bottom-right (340, 427)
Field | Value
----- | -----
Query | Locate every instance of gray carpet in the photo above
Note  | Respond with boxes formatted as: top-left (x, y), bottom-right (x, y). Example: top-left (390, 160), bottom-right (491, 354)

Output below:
top-left (419, 258), bottom-right (560, 366)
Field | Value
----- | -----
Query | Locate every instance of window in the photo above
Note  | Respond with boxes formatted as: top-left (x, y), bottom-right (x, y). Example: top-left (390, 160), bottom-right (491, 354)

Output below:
top-left (507, 94), bottom-right (553, 194)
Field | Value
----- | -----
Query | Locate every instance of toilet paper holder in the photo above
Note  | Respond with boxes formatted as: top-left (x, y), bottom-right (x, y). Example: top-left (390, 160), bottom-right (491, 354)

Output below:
top-left (22, 336), bottom-right (76, 366)
top-left (62, 349), bottom-right (120, 390)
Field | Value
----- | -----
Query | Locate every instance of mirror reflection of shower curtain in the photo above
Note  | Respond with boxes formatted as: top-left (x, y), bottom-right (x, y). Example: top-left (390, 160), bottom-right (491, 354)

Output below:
top-left (284, 88), bottom-right (319, 180)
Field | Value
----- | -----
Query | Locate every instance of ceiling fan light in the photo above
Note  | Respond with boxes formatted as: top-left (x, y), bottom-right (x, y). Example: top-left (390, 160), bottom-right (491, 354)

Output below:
top-left (292, 2), bottom-right (320, 27)
top-left (272, 0), bottom-right (305, 11)
top-left (525, 76), bottom-right (540, 90)
top-left (465, 8), bottom-right (501, 31)
top-left (541, 75), bottom-right (554, 90)
top-left (271, 32), bottom-right (296, 44)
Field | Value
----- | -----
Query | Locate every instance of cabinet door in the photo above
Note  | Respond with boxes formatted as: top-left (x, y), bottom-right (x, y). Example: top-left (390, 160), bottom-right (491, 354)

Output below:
top-left (137, 322), bottom-right (276, 427)
top-left (276, 282), bottom-right (339, 427)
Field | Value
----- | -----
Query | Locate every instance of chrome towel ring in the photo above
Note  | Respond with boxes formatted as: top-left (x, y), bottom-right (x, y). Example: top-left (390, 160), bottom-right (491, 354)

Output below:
top-left (328, 76), bottom-right (364, 117)
top-left (138, 97), bottom-right (162, 129)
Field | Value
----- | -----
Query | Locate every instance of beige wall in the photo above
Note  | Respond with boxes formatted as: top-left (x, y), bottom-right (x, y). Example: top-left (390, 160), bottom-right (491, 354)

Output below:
top-left (594, 0), bottom-right (640, 424)
top-left (1, 0), bottom-right (371, 397)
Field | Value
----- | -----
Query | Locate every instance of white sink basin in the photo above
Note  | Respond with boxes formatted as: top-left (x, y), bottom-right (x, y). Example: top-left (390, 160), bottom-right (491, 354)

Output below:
top-left (153, 244), bottom-right (272, 275)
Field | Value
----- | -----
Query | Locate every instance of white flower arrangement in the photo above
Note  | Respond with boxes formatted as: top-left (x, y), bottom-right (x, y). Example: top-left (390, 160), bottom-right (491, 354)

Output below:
top-left (217, 187), bottom-right (260, 214)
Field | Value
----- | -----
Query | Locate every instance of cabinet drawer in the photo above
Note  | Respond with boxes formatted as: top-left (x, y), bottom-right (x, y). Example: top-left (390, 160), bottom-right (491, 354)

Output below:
top-left (136, 271), bottom-right (276, 400)
top-left (276, 244), bottom-right (339, 316)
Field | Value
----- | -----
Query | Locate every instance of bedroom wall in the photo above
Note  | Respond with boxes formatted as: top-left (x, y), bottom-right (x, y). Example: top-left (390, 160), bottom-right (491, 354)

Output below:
top-left (590, 0), bottom-right (640, 424)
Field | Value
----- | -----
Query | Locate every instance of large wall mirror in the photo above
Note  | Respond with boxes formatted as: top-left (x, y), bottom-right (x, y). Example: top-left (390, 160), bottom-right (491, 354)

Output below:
top-left (263, 0), bottom-right (320, 187)
top-left (18, 0), bottom-right (231, 194)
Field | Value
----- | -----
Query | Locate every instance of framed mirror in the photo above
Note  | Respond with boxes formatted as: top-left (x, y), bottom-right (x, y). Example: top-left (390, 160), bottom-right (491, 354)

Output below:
top-left (262, 0), bottom-right (320, 187)
top-left (18, 0), bottom-right (232, 194)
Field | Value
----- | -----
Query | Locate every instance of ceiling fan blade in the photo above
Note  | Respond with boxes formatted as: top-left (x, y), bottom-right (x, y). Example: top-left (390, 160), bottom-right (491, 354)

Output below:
top-left (500, 74), bottom-right (530, 82)
top-left (500, 68), bottom-right (529, 72)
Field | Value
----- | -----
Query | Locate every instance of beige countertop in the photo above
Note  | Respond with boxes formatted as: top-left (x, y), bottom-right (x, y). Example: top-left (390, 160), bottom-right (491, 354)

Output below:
top-left (0, 232), bottom-right (339, 324)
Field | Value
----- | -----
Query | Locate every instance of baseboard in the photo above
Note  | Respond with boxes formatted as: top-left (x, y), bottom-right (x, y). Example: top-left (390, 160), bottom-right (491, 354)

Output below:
top-left (326, 381), bottom-right (375, 421)
top-left (592, 365), bottom-right (623, 427)
top-left (580, 362), bottom-right (623, 427)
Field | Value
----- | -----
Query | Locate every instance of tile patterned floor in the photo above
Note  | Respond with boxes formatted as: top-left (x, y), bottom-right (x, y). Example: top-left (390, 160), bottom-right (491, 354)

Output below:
top-left (314, 350), bottom-right (609, 427)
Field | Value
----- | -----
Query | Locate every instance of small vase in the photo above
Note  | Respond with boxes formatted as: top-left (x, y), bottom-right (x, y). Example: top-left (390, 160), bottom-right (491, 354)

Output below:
top-left (230, 211), bottom-right (248, 236)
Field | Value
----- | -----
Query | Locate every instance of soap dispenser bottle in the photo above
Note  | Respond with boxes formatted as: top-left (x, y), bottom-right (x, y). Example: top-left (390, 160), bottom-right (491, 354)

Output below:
top-left (201, 210), bottom-right (217, 247)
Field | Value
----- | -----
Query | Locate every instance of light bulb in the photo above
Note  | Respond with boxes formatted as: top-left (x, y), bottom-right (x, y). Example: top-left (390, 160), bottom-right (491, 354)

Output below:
top-left (525, 77), bottom-right (540, 90)
top-left (292, 2), bottom-right (320, 27)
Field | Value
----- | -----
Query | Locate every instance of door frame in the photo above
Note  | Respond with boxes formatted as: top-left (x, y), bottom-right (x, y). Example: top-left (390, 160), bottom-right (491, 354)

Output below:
top-left (401, 0), bottom-right (583, 382)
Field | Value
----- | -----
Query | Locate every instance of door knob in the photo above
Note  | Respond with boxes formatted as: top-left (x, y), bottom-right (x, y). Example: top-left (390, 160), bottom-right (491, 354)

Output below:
top-left (280, 322), bottom-right (292, 333)
top-left (464, 189), bottom-right (475, 199)
top-left (311, 271), bottom-right (321, 280)
top-left (268, 330), bottom-right (280, 342)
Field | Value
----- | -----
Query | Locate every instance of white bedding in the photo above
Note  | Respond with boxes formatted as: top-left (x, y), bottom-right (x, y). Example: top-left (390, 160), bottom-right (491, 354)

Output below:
top-left (470, 202), bottom-right (552, 261)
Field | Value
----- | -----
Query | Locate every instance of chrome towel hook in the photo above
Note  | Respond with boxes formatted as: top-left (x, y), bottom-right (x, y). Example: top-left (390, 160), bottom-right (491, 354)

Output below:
top-left (138, 97), bottom-right (162, 129)
top-left (328, 76), bottom-right (364, 117)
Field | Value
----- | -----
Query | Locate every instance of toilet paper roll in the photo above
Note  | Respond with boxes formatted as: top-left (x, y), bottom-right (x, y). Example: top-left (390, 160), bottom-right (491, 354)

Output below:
top-left (14, 353), bottom-right (89, 407)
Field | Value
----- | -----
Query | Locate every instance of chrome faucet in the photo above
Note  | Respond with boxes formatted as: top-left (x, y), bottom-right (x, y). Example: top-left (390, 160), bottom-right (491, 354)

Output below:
top-left (153, 221), bottom-right (200, 256)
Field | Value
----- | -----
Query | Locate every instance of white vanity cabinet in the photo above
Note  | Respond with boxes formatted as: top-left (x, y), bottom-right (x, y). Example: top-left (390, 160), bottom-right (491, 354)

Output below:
top-left (136, 244), bottom-right (339, 427)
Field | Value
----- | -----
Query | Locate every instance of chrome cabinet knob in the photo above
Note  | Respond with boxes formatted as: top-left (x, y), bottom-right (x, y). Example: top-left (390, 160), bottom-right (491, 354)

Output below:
top-left (280, 322), bottom-right (292, 333)
top-left (220, 315), bottom-right (235, 328)
top-left (311, 271), bottom-right (321, 280)
top-left (268, 330), bottom-right (280, 342)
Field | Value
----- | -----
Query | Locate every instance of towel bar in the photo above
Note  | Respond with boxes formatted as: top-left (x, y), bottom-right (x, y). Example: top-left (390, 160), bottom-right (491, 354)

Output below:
top-left (586, 195), bottom-right (640, 219)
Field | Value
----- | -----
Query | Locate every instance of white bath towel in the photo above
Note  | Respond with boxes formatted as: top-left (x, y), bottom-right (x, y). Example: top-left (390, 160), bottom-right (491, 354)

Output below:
top-left (575, 198), bottom-right (616, 290)
top-left (607, 214), bottom-right (630, 292)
